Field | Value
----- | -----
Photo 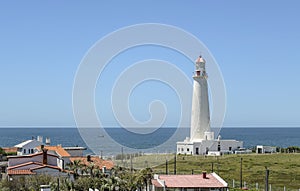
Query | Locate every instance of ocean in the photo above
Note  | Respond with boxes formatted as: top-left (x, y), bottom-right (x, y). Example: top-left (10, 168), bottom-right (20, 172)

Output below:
top-left (0, 127), bottom-right (299, 157)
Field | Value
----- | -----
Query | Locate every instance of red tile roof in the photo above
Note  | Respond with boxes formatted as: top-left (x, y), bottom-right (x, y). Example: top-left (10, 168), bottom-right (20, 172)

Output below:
top-left (8, 162), bottom-right (62, 175)
top-left (30, 165), bottom-right (61, 171)
top-left (2, 147), bottom-right (17, 153)
top-left (153, 173), bottom-right (227, 188)
top-left (8, 161), bottom-right (43, 170)
top-left (7, 169), bottom-right (36, 175)
top-left (151, 179), bottom-right (163, 188)
top-left (44, 146), bottom-right (70, 157)
top-left (69, 156), bottom-right (114, 170)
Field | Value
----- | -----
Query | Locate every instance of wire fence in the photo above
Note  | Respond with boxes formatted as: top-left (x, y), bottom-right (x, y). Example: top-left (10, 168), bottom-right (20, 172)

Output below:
top-left (229, 180), bottom-right (300, 191)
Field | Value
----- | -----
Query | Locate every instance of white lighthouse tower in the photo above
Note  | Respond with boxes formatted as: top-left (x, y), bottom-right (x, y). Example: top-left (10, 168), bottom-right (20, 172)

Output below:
top-left (177, 55), bottom-right (243, 155)
top-left (190, 56), bottom-right (212, 141)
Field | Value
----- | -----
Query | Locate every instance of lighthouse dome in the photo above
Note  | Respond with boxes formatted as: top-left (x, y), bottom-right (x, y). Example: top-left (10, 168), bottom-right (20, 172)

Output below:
top-left (195, 56), bottom-right (206, 64)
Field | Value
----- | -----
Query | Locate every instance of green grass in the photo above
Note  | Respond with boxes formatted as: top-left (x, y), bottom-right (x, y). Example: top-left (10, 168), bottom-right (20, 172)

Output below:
top-left (117, 153), bottom-right (300, 190)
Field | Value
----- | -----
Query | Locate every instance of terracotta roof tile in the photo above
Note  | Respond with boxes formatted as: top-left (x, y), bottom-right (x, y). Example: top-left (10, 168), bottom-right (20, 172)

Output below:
top-left (151, 179), bottom-right (163, 187)
top-left (8, 161), bottom-right (43, 170)
top-left (69, 156), bottom-right (114, 169)
top-left (44, 146), bottom-right (70, 157)
top-left (8, 169), bottom-right (36, 175)
top-left (3, 147), bottom-right (17, 153)
top-left (154, 173), bottom-right (227, 188)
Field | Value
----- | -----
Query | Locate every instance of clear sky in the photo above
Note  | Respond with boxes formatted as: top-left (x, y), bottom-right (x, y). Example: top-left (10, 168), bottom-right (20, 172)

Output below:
top-left (1, 1), bottom-right (300, 127)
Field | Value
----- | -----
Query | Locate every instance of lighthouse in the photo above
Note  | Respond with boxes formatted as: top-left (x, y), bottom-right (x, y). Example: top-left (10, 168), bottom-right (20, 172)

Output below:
top-left (177, 55), bottom-right (243, 155)
top-left (190, 56), bottom-right (211, 141)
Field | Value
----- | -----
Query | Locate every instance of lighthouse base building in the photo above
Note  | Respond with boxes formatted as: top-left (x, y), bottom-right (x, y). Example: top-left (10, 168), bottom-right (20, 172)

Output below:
top-left (177, 135), bottom-right (243, 155)
top-left (177, 56), bottom-right (243, 155)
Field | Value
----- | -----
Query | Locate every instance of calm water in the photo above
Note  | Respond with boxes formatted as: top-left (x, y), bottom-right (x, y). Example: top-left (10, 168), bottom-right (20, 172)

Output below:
top-left (0, 127), bottom-right (299, 156)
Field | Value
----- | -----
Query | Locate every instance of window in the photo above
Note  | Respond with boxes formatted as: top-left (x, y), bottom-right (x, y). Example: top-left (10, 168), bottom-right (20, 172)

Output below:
top-left (23, 149), bottom-right (26, 154)
top-left (181, 148), bottom-right (184, 151)
top-left (31, 149), bottom-right (34, 153)
top-left (187, 148), bottom-right (189, 152)
top-left (229, 147), bottom-right (232, 151)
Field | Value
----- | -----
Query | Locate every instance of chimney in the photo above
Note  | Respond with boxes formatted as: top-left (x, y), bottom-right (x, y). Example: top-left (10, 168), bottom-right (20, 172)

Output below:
top-left (45, 137), bottom-right (51, 145)
top-left (37, 136), bottom-right (43, 143)
top-left (87, 155), bottom-right (91, 162)
top-left (42, 148), bottom-right (48, 165)
top-left (202, 171), bottom-right (207, 179)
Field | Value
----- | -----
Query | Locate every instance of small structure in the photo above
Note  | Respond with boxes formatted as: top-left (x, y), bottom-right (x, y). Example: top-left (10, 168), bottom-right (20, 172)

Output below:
top-left (64, 146), bottom-right (87, 157)
top-left (40, 185), bottom-right (51, 191)
top-left (152, 172), bottom-right (228, 191)
top-left (256, 145), bottom-right (277, 154)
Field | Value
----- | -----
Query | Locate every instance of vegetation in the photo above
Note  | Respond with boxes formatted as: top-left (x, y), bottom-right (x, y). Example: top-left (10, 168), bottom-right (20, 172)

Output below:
top-left (0, 164), bottom-right (153, 191)
top-left (2, 152), bottom-right (300, 190)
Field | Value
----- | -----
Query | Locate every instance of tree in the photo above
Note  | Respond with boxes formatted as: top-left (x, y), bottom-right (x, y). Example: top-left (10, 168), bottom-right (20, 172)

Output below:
top-left (67, 159), bottom-right (84, 179)
top-left (138, 167), bottom-right (153, 191)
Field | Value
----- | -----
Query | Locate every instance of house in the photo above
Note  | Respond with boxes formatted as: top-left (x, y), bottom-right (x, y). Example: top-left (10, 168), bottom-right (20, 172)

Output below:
top-left (36, 145), bottom-right (71, 168)
top-left (7, 147), bottom-right (72, 179)
top-left (14, 139), bottom-right (43, 156)
top-left (152, 172), bottom-right (228, 191)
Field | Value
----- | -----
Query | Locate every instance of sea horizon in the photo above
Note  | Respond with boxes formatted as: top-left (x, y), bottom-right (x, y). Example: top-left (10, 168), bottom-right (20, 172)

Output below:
top-left (1, 127), bottom-right (300, 157)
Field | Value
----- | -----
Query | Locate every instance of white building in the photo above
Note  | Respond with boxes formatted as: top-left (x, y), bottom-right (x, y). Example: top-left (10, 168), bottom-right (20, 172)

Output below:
top-left (14, 137), bottom-right (44, 156)
top-left (256, 145), bottom-right (277, 154)
top-left (177, 56), bottom-right (243, 155)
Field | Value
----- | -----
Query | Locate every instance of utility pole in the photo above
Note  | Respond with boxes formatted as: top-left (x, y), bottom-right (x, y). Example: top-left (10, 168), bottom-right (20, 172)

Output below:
top-left (265, 167), bottom-right (269, 191)
top-left (121, 147), bottom-right (124, 167)
top-left (174, 153), bottom-right (177, 175)
top-left (57, 177), bottom-right (60, 191)
top-left (240, 158), bottom-right (243, 189)
top-left (130, 154), bottom-right (133, 172)
top-left (166, 160), bottom-right (168, 175)
top-left (211, 162), bottom-right (214, 172)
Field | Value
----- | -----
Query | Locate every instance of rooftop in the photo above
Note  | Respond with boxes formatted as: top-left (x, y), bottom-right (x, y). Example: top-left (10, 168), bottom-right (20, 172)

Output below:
top-left (44, 145), bottom-right (70, 157)
top-left (152, 173), bottom-right (227, 188)
top-left (14, 139), bottom-right (43, 148)
top-left (69, 156), bottom-right (114, 170)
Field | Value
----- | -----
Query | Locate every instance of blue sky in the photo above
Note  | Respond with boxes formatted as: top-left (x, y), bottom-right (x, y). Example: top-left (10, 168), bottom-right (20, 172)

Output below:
top-left (0, 1), bottom-right (300, 127)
